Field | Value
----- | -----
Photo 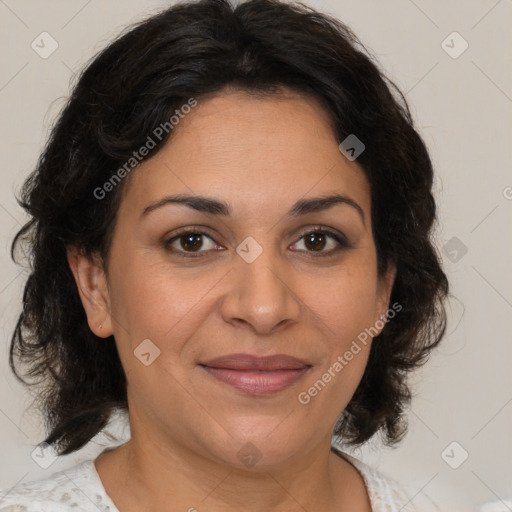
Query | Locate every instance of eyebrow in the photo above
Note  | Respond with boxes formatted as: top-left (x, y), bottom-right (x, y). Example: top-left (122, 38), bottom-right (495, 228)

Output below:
top-left (140, 193), bottom-right (365, 224)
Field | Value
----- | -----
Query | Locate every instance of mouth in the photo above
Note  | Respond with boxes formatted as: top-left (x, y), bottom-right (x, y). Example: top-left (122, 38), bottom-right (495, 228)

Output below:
top-left (198, 353), bottom-right (312, 395)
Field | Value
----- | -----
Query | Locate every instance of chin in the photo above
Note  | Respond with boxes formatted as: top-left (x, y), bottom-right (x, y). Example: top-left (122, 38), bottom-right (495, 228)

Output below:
top-left (210, 421), bottom-right (307, 470)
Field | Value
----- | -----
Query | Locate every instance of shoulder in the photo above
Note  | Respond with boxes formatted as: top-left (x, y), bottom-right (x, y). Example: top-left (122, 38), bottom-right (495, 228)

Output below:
top-left (0, 460), bottom-right (115, 512)
top-left (331, 445), bottom-right (418, 512)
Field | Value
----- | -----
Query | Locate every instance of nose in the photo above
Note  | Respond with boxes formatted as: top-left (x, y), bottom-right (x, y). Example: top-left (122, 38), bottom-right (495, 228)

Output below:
top-left (220, 245), bottom-right (302, 335)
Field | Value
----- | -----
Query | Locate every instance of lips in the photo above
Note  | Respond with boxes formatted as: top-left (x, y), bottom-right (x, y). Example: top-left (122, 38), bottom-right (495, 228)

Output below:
top-left (201, 353), bottom-right (310, 371)
top-left (199, 353), bottom-right (311, 395)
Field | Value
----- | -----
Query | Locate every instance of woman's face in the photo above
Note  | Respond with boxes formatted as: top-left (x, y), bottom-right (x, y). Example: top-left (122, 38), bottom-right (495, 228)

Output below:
top-left (74, 88), bottom-right (394, 468)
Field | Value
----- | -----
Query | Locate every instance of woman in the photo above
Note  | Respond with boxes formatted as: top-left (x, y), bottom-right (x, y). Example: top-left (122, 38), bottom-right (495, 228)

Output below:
top-left (1, 0), bottom-right (448, 510)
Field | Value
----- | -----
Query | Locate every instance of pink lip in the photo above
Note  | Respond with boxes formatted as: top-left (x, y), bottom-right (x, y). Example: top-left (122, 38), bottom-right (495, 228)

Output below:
top-left (199, 353), bottom-right (311, 395)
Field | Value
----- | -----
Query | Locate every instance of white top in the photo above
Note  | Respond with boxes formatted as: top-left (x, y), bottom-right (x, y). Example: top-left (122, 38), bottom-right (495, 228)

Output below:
top-left (0, 446), bottom-right (417, 511)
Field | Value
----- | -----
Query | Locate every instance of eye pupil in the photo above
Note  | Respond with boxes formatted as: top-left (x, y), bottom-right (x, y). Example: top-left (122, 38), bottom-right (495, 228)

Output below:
top-left (304, 232), bottom-right (326, 251)
top-left (181, 233), bottom-right (203, 251)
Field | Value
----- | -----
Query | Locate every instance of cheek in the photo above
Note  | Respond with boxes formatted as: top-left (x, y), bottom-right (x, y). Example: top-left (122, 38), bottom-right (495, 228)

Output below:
top-left (108, 250), bottom-right (215, 343)
top-left (305, 259), bottom-right (379, 343)
top-left (296, 269), bottom-right (375, 419)
top-left (106, 258), bottom-right (214, 411)
top-left (295, 256), bottom-right (378, 403)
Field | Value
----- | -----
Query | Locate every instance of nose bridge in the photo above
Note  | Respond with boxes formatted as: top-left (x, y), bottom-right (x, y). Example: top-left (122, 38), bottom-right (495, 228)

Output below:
top-left (221, 236), bottom-right (301, 334)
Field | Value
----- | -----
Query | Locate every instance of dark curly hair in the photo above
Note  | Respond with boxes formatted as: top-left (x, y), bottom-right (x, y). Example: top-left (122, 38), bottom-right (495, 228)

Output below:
top-left (9, 0), bottom-right (448, 456)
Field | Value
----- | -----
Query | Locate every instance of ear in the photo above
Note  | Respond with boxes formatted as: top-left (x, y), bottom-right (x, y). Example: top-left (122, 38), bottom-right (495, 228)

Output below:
top-left (67, 245), bottom-right (113, 338)
top-left (373, 262), bottom-right (397, 333)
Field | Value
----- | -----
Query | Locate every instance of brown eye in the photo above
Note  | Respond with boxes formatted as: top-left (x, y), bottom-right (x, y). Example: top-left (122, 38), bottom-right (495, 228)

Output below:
top-left (291, 228), bottom-right (349, 256)
top-left (179, 233), bottom-right (204, 252)
top-left (303, 232), bottom-right (328, 252)
top-left (164, 229), bottom-right (219, 257)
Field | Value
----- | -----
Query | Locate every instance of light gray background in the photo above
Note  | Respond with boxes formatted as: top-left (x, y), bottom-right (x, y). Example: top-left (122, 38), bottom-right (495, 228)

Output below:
top-left (1, 1), bottom-right (511, 511)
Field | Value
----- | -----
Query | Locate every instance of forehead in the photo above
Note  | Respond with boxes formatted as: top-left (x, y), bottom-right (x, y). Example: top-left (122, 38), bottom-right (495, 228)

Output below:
top-left (119, 89), bottom-right (370, 220)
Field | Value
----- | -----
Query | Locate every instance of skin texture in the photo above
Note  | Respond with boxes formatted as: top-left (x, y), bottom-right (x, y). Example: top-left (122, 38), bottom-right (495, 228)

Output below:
top-left (67, 88), bottom-right (395, 512)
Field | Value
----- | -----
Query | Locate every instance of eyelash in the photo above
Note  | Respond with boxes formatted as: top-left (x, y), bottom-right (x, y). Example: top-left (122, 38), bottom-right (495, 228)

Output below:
top-left (163, 225), bottom-right (351, 259)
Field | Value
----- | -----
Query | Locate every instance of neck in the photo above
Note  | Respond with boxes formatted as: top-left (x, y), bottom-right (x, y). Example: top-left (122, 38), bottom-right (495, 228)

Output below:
top-left (95, 428), bottom-right (364, 512)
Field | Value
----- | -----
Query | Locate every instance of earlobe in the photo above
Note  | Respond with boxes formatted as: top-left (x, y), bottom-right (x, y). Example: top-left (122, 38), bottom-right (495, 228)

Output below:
top-left (375, 262), bottom-right (397, 331)
top-left (66, 246), bottom-right (113, 338)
